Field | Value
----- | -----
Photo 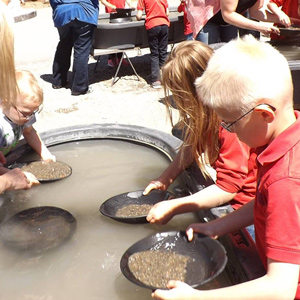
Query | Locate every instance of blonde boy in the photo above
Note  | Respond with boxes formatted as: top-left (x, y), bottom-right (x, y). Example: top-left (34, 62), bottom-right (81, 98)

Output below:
top-left (0, 70), bottom-right (55, 161)
top-left (152, 36), bottom-right (300, 299)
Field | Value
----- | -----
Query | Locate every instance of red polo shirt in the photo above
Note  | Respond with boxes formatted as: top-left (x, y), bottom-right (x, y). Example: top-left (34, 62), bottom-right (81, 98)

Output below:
top-left (177, 2), bottom-right (193, 35)
top-left (214, 127), bottom-right (257, 209)
top-left (255, 110), bottom-right (300, 298)
top-left (105, 0), bottom-right (125, 13)
top-left (137, 0), bottom-right (170, 30)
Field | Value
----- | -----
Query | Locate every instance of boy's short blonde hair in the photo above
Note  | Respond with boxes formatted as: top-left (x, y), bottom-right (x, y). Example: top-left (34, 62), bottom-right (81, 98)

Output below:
top-left (196, 35), bottom-right (293, 114)
top-left (15, 70), bottom-right (43, 106)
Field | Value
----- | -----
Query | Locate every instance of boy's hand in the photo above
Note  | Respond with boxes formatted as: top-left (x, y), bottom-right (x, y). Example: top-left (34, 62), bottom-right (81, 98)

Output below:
top-left (152, 280), bottom-right (196, 300)
top-left (186, 223), bottom-right (218, 241)
top-left (146, 200), bottom-right (175, 224)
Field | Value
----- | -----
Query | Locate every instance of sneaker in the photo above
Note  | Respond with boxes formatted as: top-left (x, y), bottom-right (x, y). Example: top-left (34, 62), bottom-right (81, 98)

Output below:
top-left (151, 81), bottom-right (162, 89)
top-left (71, 87), bottom-right (93, 96)
top-left (108, 59), bottom-right (117, 68)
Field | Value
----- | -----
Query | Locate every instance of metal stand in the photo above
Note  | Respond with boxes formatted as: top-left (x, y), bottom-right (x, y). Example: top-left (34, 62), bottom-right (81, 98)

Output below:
top-left (91, 46), bottom-right (141, 86)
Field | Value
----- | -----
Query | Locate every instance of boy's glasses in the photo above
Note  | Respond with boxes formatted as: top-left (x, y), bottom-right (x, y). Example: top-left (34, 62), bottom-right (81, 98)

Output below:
top-left (220, 103), bottom-right (276, 133)
top-left (13, 104), bottom-right (43, 121)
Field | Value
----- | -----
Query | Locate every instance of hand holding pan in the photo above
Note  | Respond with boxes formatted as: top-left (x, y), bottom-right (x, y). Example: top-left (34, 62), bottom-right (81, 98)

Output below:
top-left (9, 160), bottom-right (72, 182)
top-left (100, 189), bottom-right (174, 224)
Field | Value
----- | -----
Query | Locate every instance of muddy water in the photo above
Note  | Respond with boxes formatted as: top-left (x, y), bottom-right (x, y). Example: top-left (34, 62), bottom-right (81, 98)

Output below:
top-left (0, 139), bottom-right (230, 300)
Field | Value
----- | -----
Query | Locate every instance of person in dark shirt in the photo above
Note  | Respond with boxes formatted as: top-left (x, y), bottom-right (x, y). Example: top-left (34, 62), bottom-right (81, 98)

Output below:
top-left (50, 0), bottom-right (99, 96)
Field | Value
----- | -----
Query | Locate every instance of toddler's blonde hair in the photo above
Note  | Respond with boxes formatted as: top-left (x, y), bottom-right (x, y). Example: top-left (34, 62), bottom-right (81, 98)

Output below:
top-left (15, 70), bottom-right (43, 106)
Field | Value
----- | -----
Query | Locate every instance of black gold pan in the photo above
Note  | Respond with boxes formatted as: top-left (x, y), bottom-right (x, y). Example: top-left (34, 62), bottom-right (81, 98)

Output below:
top-left (100, 190), bottom-right (174, 224)
top-left (120, 231), bottom-right (228, 290)
top-left (10, 160), bottom-right (72, 182)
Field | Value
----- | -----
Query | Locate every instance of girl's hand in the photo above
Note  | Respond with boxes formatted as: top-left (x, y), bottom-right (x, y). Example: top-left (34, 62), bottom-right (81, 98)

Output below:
top-left (146, 200), bottom-right (175, 224)
top-left (152, 281), bottom-right (197, 300)
top-left (143, 179), bottom-right (169, 195)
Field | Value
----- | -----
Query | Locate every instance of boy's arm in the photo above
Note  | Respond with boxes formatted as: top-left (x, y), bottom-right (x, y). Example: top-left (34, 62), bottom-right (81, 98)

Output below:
top-left (187, 199), bottom-right (255, 239)
top-left (23, 126), bottom-right (56, 162)
top-left (152, 259), bottom-right (299, 300)
top-left (266, 1), bottom-right (291, 27)
top-left (147, 184), bottom-right (236, 224)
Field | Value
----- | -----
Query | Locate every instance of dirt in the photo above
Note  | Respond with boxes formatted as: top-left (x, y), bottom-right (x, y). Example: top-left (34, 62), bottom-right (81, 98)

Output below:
top-left (22, 0), bottom-right (50, 9)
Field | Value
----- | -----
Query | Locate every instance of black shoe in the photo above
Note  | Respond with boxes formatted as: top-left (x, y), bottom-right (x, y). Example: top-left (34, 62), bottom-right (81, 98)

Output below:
top-left (71, 87), bottom-right (93, 96)
top-left (52, 82), bottom-right (69, 89)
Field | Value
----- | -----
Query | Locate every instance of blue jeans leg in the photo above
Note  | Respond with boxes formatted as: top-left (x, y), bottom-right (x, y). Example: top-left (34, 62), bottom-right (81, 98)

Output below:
top-left (52, 22), bottom-right (73, 87)
top-left (72, 20), bottom-right (96, 94)
top-left (195, 21), bottom-right (237, 44)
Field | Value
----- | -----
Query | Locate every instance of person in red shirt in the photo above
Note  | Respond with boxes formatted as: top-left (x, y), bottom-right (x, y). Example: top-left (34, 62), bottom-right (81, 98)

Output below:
top-left (144, 41), bottom-right (257, 225)
top-left (152, 36), bottom-right (300, 300)
top-left (136, 0), bottom-right (170, 89)
top-left (100, 0), bottom-right (131, 67)
top-left (177, 0), bottom-right (193, 40)
top-left (267, 0), bottom-right (300, 41)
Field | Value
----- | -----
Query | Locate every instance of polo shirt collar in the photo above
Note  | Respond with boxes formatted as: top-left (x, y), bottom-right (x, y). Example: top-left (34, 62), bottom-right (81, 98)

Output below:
top-left (256, 110), bottom-right (300, 166)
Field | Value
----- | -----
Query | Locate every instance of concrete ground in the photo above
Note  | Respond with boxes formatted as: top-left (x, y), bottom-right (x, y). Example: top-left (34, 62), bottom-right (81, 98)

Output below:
top-left (13, 6), bottom-right (176, 136)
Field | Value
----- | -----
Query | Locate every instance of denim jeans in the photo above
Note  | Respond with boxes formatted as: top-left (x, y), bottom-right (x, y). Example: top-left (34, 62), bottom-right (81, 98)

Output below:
top-left (147, 24), bottom-right (169, 83)
top-left (195, 21), bottom-right (238, 44)
top-left (52, 19), bottom-right (96, 93)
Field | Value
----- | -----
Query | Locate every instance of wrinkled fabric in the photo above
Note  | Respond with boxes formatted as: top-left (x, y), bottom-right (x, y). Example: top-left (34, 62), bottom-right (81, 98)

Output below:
top-left (186, 0), bottom-right (220, 38)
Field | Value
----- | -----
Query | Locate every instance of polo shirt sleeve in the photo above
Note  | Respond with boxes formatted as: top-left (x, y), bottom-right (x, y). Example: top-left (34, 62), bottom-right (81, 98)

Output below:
top-left (264, 177), bottom-right (300, 265)
top-left (214, 127), bottom-right (251, 194)
top-left (137, 0), bottom-right (144, 11)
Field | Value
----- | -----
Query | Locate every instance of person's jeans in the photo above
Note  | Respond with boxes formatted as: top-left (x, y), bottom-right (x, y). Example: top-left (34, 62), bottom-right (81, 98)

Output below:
top-left (147, 24), bottom-right (169, 83)
top-left (186, 33), bottom-right (193, 41)
top-left (195, 21), bottom-right (238, 44)
top-left (52, 19), bottom-right (96, 93)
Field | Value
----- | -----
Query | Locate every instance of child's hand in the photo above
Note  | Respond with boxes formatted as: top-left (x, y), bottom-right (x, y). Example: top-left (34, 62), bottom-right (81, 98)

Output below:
top-left (152, 280), bottom-right (196, 300)
top-left (186, 223), bottom-right (218, 241)
top-left (146, 200), bottom-right (175, 224)
top-left (41, 154), bottom-right (56, 162)
top-left (143, 179), bottom-right (170, 195)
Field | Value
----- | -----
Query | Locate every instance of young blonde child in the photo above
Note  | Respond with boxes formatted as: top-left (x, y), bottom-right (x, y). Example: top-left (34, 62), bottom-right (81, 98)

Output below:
top-left (152, 36), bottom-right (300, 300)
top-left (144, 40), bottom-right (257, 225)
top-left (0, 70), bottom-right (55, 161)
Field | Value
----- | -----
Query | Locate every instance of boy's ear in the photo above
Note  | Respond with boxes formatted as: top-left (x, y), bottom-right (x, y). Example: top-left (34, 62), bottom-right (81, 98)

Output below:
top-left (254, 104), bottom-right (275, 123)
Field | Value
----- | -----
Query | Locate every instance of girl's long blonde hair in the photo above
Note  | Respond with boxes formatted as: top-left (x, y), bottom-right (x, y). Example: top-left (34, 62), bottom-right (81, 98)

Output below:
top-left (161, 41), bottom-right (220, 178)
top-left (0, 3), bottom-right (17, 105)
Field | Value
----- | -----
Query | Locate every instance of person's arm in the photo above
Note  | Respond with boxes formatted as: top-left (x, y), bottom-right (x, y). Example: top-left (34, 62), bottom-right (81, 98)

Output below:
top-left (0, 168), bottom-right (39, 193)
top-left (266, 1), bottom-right (291, 27)
top-left (143, 145), bottom-right (194, 195)
top-left (100, 0), bottom-right (116, 10)
top-left (220, 0), bottom-right (280, 35)
top-left (147, 184), bottom-right (236, 224)
top-left (23, 126), bottom-right (56, 162)
top-left (152, 259), bottom-right (299, 300)
top-left (136, 9), bottom-right (143, 20)
top-left (178, 1), bottom-right (184, 13)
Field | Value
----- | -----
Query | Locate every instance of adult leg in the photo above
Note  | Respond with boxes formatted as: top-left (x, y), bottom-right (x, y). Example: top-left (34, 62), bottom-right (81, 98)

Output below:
top-left (71, 20), bottom-right (95, 94)
top-left (158, 24), bottom-right (169, 68)
top-left (147, 26), bottom-right (160, 84)
top-left (52, 22), bottom-right (73, 88)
